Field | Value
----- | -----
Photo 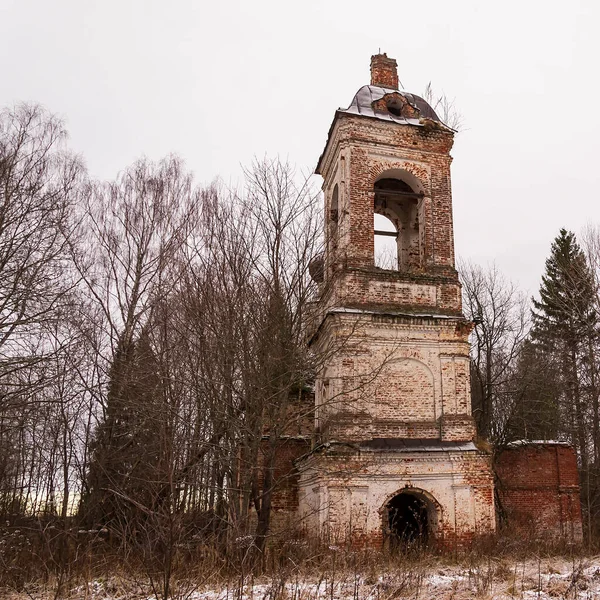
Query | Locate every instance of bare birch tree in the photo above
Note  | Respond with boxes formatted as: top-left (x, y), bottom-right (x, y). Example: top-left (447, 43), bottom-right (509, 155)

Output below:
top-left (459, 261), bottom-right (529, 443)
top-left (0, 104), bottom-right (84, 516)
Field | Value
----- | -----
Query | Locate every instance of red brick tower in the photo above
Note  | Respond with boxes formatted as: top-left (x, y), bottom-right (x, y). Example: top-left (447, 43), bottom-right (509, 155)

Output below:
top-left (297, 54), bottom-right (496, 549)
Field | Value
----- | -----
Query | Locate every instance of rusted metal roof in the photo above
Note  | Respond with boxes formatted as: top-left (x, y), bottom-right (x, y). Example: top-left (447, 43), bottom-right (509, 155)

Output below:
top-left (341, 85), bottom-right (441, 125)
top-left (316, 85), bottom-right (449, 174)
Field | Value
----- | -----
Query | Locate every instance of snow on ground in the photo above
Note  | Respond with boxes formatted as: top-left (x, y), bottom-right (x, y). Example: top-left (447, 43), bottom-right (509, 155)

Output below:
top-left (5, 556), bottom-right (600, 599)
top-left (182, 561), bottom-right (600, 600)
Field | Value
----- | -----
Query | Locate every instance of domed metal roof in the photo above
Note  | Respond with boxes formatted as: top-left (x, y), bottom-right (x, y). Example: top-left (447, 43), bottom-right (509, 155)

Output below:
top-left (316, 84), bottom-right (450, 174)
top-left (341, 85), bottom-right (441, 125)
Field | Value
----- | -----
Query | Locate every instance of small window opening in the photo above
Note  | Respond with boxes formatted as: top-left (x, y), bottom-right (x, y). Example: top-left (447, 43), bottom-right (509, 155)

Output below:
top-left (386, 97), bottom-right (403, 117)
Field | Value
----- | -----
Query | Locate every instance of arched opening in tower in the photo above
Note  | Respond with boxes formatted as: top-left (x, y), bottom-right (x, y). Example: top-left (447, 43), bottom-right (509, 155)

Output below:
top-left (373, 213), bottom-right (398, 269)
top-left (386, 491), bottom-right (430, 548)
top-left (329, 184), bottom-right (339, 252)
top-left (374, 178), bottom-right (420, 272)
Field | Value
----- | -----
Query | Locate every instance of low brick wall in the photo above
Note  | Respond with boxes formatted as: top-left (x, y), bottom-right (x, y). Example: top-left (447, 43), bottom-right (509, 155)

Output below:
top-left (495, 442), bottom-right (583, 543)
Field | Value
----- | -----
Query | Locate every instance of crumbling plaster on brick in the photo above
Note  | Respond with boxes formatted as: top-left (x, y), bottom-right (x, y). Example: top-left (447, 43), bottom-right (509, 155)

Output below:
top-left (309, 313), bottom-right (473, 442)
top-left (296, 54), bottom-right (497, 547)
top-left (318, 118), bottom-right (456, 280)
top-left (297, 448), bottom-right (495, 548)
top-left (263, 55), bottom-right (582, 550)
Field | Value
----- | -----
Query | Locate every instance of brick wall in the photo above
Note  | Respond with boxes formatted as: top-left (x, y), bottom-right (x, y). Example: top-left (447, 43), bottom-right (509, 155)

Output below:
top-left (495, 443), bottom-right (583, 543)
top-left (248, 392), bottom-right (314, 535)
top-left (370, 53), bottom-right (399, 90)
top-left (262, 437), bottom-right (312, 512)
top-left (312, 312), bottom-right (475, 443)
top-left (299, 54), bottom-right (495, 548)
top-left (298, 446), bottom-right (496, 550)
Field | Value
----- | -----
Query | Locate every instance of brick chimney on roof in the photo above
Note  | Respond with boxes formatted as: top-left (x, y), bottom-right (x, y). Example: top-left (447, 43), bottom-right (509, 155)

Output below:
top-left (370, 53), bottom-right (398, 90)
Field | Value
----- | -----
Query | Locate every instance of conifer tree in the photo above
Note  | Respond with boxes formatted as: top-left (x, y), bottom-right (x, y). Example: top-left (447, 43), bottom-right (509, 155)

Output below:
top-left (80, 330), bottom-right (165, 531)
top-left (531, 229), bottom-right (598, 468)
top-left (505, 338), bottom-right (561, 442)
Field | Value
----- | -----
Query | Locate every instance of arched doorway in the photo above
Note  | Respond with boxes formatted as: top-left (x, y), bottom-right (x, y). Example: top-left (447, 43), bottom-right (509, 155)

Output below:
top-left (384, 489), bottom-right (438, 549)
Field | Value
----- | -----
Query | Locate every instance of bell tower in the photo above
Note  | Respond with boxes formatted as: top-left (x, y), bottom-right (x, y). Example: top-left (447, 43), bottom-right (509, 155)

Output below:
top-left (298, 54), bottom-right (496, 549)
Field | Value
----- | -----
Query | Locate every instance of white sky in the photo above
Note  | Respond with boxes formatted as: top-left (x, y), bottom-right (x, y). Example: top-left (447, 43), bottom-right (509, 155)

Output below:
top-left (1, 0), bottom-right (599, 295)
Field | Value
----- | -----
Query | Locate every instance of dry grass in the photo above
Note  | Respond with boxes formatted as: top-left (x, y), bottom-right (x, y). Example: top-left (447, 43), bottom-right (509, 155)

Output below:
top-left (2, 531), bottom-right (599, 599)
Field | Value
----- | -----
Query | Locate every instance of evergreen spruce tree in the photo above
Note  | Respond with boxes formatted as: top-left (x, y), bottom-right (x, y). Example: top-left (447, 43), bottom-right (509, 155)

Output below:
top-left (531, 229), bottom-right (597, 469)
top-left (80, 330), bottom-right (165, 531)
top-left (532, 229), bottom-right (596, 345)
top-left (506, 338), bottom-right (561, 442)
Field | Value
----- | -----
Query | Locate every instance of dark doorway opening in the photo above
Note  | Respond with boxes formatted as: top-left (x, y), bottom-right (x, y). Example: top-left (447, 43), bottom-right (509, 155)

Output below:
top-left (387, 492), bottom-right (429, 548)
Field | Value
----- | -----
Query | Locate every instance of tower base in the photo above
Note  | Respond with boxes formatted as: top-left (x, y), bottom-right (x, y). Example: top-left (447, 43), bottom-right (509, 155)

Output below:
top-left (297, 440), bottom-right (496, 549)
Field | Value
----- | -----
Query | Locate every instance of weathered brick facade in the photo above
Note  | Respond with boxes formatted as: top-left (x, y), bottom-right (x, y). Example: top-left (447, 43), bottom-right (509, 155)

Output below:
top-left (298, 445), bottom-right (495, 549)
top-left (495, 442), bottom-right (583, 543)
top-left (296, 54), bottom-right (496, 549)
top-left (261, 54), bottom-right (583, 550)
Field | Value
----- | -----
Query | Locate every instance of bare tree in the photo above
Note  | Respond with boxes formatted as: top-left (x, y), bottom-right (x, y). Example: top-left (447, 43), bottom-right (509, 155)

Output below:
top-left (459, 261), bottom-right (529, 443)
top-left (76, 156), bottom-right (200, 530)
top-left (422, 82), bottom-right (464, 131)
top-left (0, 103), bottom-right (84, 517)
top-left (238, 159), bottom-right (321, 560)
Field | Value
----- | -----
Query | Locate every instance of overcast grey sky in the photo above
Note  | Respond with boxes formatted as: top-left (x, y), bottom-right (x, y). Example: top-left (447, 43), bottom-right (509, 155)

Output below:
top-left (1, 0), bottom-right (599, 295)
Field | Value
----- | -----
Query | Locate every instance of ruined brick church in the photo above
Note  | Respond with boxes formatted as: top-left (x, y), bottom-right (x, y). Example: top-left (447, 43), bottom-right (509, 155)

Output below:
top-left (269, 54), bottom-right (583, 549)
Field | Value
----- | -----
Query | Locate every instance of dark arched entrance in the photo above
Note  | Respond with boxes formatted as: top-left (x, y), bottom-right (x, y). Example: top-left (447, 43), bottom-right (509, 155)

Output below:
top-left (386, 491), bottom-right (432, 548)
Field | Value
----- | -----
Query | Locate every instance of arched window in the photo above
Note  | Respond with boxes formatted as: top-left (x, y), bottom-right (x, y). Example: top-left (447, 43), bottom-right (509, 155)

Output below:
top-left (374, 178), bottom-right (421, 271)
top-left (374, 213), bottom-right (398, 269)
